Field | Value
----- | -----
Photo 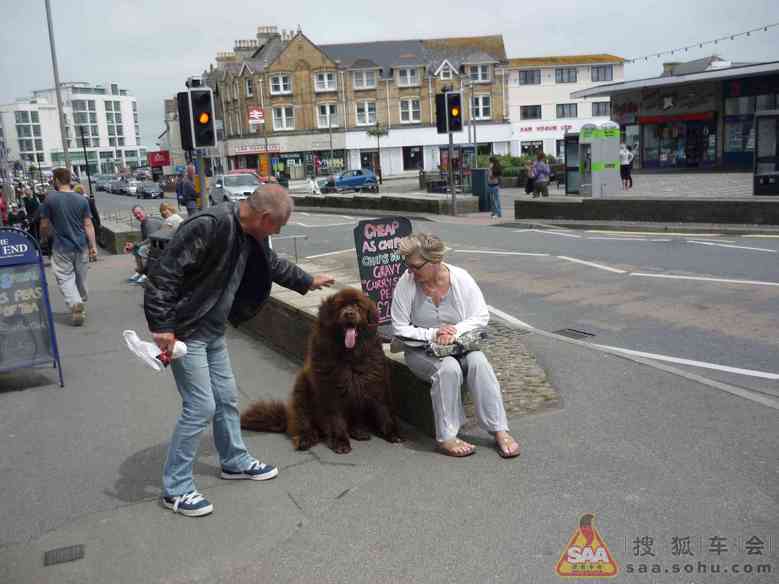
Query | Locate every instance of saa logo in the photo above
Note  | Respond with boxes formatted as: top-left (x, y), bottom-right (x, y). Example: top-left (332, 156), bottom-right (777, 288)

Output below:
top-left (555, 513), bottom-right (618, 578)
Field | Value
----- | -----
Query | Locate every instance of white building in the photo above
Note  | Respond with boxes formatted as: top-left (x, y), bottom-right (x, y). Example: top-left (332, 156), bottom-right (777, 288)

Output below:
top-left (0, 81), bottom-right (146, 176)
top-left (505, 55), bottom-right (624, 159)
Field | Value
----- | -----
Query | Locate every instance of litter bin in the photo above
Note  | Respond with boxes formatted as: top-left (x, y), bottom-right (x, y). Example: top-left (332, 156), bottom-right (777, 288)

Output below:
top-left (471, 168), bottom-right (489, 212)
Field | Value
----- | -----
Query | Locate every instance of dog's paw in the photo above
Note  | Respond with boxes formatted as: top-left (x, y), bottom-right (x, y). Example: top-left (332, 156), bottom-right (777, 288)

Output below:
top-left (385, 433), bottom-right (404, 443)
top-left (295, 433), bottom-right (316, 451)
top-left (349, 428), bottom-right (371, 441)
top-left (331, 437), bottom-right (352, 454)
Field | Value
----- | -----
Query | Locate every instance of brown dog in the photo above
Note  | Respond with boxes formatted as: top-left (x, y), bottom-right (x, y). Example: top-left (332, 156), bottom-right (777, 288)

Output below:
top-left (241, 287), bottom-right (402, 453)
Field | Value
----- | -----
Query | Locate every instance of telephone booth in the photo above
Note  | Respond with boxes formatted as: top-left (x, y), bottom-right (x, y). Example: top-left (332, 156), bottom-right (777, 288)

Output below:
top-left (754, 110), bottom-right (779, 196)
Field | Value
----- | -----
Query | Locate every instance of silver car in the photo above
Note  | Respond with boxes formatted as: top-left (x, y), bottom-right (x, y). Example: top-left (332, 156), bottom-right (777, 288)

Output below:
top-left (209, 173), bottom-right (261, 203)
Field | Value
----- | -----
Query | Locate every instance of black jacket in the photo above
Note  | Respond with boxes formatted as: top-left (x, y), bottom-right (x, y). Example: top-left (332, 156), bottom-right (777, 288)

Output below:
top-left (144, 202), bottom-right (313, 338)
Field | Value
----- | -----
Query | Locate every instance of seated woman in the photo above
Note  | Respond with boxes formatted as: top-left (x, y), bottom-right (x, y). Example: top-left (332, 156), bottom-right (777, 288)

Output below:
top-left (391, 233), bottom-right (520, 459)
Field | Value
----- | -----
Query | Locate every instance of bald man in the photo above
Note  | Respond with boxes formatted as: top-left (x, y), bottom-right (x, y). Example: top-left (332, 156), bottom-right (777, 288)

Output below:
top-left (144, 184), bottom-right (334, 517)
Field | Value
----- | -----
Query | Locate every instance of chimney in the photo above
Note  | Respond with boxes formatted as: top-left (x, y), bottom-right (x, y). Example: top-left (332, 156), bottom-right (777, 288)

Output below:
top-left (256, 25), bottom-right (280, 45)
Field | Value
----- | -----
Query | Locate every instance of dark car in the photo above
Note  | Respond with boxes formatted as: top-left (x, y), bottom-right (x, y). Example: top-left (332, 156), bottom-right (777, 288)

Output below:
top-left (138, 181), bottom-right (163, 199)
top-left (333, 169), bottom-right (379, 193)
top-left (94, 175), bottom-right (113, 192)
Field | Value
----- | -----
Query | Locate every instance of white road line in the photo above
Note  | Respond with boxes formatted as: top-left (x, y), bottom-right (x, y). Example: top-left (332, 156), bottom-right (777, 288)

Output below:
top-left (514, 229), bottom-right (582, 238)
top-left (295, 221), bottom-right (355, 228)
top-left (558, 256), bottom-right (628, 274)
top-left (631, 272), bottom-right (779, 287)
top-left (742, 234), bottom-right (779, 238)
top-left (592, 343), bottom-right (779, 380)
top-left (339, 215), bottom-right (354, 220)
top-left (453, 249), bottom-right (550, 257)
top-left (486, 306), bottom-right (779, 410)
top-left (587, 237), bottom-right (650, 242)
top-left (688, 240), bottom-right (777, 253)
top-left (305, 248), bottom-right (354, 259)
top-left (586, 230), bottom-right (722, 237)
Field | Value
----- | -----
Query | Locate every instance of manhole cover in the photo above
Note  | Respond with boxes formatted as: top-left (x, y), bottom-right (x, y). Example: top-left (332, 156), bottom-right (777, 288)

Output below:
top-left (553, 328), bottom-right (595, 340)
top-left (44, 544), bottom-right (85, 566)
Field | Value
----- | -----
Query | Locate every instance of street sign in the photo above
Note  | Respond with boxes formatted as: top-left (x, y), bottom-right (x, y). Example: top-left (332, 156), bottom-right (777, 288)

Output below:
top-left (248, 107), bottom-right (265, 126)
top-left (147, 150), bottom-right (171, 168)
top-left (0, 227), bottom-right (64, 387)
top-left (353, 217), bottom-right (412, 324)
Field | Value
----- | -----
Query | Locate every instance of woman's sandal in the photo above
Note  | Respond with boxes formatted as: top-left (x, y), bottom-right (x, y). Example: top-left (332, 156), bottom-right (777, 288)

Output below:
top-left (496, 435), bottom-right (521, 459)
top-left (438, 438), bottom-right (476, 458)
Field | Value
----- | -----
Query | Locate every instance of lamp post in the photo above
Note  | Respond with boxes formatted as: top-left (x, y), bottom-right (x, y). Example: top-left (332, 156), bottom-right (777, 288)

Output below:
top-left (367, 123), bottom-right (388, 184)
top-left (44, 0), bottom-right (70, 169)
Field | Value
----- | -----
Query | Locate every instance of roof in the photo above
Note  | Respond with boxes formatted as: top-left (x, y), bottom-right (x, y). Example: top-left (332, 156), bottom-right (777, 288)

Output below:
top-left (507, 54), bottom-right (624, 68)
top-left (321, 39), bottom-right (429, 73)
top-left (572, 59), bottom-right (779, 99)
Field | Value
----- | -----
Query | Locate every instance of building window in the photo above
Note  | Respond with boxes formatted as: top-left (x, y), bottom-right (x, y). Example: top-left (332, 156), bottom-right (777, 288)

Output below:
top-left (472, 95), bottom-right (491, 120)
top-left (111, 83), bottom-right (119, 95)
top-left (270, 74), bottom-right (291, 95)
top-left (592, 102), bottom-right (611, 117)
top-left (520, 105), bottom-right (542, 120)
top-left (591, 65), bottom-right (613, 82)
top-left (15, 111), bottom-right (30, 124)
top-left (353, 70), bottom-right (377, 89)
top-left (521, 141), bottom-right (544, 155)
top-left (399, 98), bottom-right (421, 123)
top-left (118, 137), bottom-right (125, 147)
top-left (556, 103), bottom-right (578, 118)
top-left (398, 68), bottom-right (419, 87)
top-left (317, 103), bottom-right (338, 128)
top-left (30, 111), bottom-right (40, 123)
top-left (402, 145), bottom-right (423, 171)
top-left (469, 64), bottom-right (490, 82)
top-left (36, 153), bottom-right (45, 162)
top-left (18, 139), bottom-right (33, 152)
top-left (356, 101), bottom-right (376, 126)
top-left (272, 106), bottom-right (295, 130)
top-left (518, 70), bottom-right (541, 85)
top-left (16, 125), bottom-right (32, 138)
top-left (245, 78), bottom-right (254, 97)
top-left (315, 72), bottom-right (337, 92)
top-left (439, 64), bottom-right (453, 80)
top-left (555, 68), bottom-right (577, 83)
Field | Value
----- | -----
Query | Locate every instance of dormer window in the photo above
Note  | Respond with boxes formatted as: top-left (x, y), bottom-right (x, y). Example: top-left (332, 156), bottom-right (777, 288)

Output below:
top-left (353, 70), bottom-right (377, 89)
top-left (439, 65), bottom-right (453, 80)
top-left (469, 64), bottom-right (490, 83)
top-left (398, 68), bottom-right (419, 87)
top-left (315, 72), bottom-right (337, 92)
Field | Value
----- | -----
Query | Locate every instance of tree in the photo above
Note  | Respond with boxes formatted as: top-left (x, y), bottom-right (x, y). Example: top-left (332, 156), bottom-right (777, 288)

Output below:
top-left (366, 124), bottom-right (389, 184)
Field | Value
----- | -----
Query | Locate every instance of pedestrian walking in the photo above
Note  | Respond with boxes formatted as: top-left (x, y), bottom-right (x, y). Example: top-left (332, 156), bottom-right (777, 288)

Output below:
top-left (181, 164), bottom-right (198, 216)
top-left (531, 152), bottom-right (551, 198)
top-left (39, 167), bottom-right (98, 326)
top-left (174, 172), bottom-right (184, 210)
top-left (487, 156), bottom-right (502, 218)
top-left (144, 183), bottom-right (335, 517)
top-left (620, 143), bottom-right (635, 190)
top-left (0, 191), bottom-right (8, 225)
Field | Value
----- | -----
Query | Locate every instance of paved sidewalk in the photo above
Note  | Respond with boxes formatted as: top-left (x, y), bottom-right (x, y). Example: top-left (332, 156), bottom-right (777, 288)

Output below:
top-left (0, 251), bottom-right (775, 583)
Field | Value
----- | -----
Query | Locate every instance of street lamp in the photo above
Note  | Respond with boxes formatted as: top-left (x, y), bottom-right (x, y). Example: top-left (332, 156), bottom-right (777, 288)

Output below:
top-left (367, 123), bottom-right (388, 184)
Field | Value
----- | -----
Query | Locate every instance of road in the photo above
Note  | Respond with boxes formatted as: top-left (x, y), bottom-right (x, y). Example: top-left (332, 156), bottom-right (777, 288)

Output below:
top-left (276, 212), bottom-right (779, 400)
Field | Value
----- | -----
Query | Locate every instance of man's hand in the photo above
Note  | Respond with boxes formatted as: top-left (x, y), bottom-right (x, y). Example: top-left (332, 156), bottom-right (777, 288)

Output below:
top-left (310, 274), bottom-right (335, 290)
top-left (152, 332), bottom-right (176, 355)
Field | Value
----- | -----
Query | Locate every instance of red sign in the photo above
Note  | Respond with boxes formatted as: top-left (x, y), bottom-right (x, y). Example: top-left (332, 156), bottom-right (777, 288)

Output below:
top-left (248, 107), bottom-right (265, 126)
top-left (147, 150), bottom-right (171, 167)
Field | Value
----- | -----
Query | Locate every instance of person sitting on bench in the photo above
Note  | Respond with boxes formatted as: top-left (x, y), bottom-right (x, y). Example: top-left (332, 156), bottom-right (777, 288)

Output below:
top-left (124, 205), bottom-right (163, 285)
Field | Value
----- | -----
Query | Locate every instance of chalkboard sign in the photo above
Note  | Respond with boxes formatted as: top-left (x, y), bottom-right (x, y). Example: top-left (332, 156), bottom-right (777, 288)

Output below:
top-left (353, 217), bottom-right (412, 324)
top-left (0, 228), bottom-right (63, 387)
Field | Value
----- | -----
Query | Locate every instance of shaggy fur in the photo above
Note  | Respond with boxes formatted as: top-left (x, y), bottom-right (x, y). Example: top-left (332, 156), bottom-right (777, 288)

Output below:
top-left (241, 287), bottom-right (402, 453)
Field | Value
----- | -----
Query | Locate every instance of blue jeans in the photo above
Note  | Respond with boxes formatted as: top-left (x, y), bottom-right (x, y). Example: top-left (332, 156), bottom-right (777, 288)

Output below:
top-left (163, 336), bottom-right (255, 496)
top-left (185, 200), bottom-right (197, 216)
top-left (488, 184), bottom-right (502, 217)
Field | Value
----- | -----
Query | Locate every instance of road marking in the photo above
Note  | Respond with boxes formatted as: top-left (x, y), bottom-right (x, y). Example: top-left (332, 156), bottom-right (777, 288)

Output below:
top-left (687, 240), bottom-right (777, 253)
top-left (487, 306), bottom-right (779, 410)
top-left (295, 221), bottom-right (355, 228)
top-left (587, 237), bottom-right (650, 242)
top-left (586, 230), bottom-right (722, 237)
top-left (592, 343), bottom-right (779, 380)
top-left (631, 272), bottom-right (779, 287)
top-left (742, 234), bottom-right (779, 238)
top-left (557, 256), bottom-right (627, 274)
top-left (454, 249), bottom-right (550, 257)
top-left (515, 229), bottom-right (582, 238)
top-left (305, 248), bottom-right (354, 259)
top-left (340, 215), bottom-right (355, 220)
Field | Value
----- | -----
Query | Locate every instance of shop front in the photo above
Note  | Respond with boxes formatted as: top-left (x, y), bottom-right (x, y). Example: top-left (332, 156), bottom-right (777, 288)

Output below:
top-left (723, 74), bottom-right (779, 169)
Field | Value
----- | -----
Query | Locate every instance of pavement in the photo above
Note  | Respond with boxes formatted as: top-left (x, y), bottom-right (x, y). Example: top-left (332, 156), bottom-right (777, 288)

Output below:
top-left (0, 237), bottom-right (776, 582)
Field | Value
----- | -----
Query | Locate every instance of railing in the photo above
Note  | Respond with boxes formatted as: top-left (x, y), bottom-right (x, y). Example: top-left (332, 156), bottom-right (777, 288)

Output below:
top-left (270, 234), bottom-right (308, 263)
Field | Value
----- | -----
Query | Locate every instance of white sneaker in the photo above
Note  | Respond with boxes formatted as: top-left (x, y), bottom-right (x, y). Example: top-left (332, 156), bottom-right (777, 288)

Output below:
top-left (123, 330), bottom-right (187, 372)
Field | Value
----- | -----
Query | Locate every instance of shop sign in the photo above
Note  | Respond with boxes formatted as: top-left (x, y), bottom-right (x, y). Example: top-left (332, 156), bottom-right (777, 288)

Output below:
top-left (147, 150), bottom-right (171, 167)
top-left (233, 143), bottom-right (281, 155)
top-left (518, 124), bottom-right (574, 133)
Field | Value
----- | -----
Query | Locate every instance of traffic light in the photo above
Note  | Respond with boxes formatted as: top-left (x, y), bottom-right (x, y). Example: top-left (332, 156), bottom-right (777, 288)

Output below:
top-left (435, 93), bottom-right (447, 134)
top-left (176, 92), bottom-right (193, 151)
top-left (447, 92), bottom-right (462, 132)
top-left (188, 88), bottom-right (216, 148)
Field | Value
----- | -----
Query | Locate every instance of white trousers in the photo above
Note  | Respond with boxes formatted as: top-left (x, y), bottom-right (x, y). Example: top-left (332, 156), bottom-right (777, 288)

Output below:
top-left (52, 249), bottom-right (88, 308)
top-left (404, 349), bottom-right (509, 442)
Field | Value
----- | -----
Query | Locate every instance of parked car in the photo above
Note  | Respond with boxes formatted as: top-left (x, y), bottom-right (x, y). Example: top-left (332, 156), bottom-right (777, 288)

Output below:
top-left (326, 169), bottom-right (379, 193)
top-left (208, 173), bottom-right (261, 203)
top-left (94, 175), bottom-right (113, 192)
top-left (138, 181), bottom-right (163, 199)
top-left (120, 179), bottom-right (139, 196)
top-left (108, 179), bottom-right (125, 194)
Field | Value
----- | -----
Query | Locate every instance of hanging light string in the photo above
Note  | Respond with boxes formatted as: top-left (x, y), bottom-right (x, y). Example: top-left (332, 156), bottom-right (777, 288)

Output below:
top-left (624, 22), bottom-right (779, 64)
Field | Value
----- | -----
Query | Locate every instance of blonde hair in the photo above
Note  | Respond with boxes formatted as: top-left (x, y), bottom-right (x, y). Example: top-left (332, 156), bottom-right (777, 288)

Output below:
top-left (159, 201), bottom-right (176, 215)
top-left (398, 232), bottom-right (448, 263)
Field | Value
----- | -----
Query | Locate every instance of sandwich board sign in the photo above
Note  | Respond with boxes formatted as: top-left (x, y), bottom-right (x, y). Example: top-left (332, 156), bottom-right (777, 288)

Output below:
top-left (0, 227), bottom-right (64, 387)
top-left (353, 216), bottom-right (412, 324)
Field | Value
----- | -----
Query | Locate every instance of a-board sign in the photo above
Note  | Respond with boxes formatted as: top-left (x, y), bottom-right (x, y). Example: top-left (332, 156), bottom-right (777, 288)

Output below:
top-left (0, 227), bottom-right (63, 387)
top-left (353, 217), bottom-right (412, 324)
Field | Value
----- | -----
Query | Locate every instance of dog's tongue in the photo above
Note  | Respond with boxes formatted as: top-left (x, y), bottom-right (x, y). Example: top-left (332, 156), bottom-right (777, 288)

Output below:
top-left (345, 328), bottom-right (357, 349)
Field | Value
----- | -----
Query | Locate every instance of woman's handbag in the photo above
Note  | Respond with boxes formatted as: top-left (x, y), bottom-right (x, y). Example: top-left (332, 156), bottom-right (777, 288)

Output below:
top-left (426, 328), bottom-right (488, 358)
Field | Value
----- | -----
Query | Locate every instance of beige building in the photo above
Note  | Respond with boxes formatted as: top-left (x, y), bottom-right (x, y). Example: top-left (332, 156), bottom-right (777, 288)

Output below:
top-left (207, 26), bottom-right (511, 178)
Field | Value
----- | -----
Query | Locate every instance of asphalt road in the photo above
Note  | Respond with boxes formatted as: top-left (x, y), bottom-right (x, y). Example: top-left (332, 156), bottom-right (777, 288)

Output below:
top-left (277, 212), bottom-right (779, 398)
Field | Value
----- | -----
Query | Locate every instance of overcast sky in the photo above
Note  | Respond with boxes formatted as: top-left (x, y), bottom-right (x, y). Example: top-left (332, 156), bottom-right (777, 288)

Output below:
top-left (1, 0), bottom-right (778, 149)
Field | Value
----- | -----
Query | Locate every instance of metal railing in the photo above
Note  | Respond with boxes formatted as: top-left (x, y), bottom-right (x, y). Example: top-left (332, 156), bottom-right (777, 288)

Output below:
top-left (270, 234), bottom-right (308, 263)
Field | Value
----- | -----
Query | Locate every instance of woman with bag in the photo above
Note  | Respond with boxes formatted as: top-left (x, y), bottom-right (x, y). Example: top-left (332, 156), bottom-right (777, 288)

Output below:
top-left (391, 233), bottom-right (520, 459)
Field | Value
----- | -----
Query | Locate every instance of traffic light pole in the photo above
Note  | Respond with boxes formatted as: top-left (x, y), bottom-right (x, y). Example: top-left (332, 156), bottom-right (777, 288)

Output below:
top-left (446, 93), bottom-right (456, 217)
top-left (199, 152), bottom-right (209, 209)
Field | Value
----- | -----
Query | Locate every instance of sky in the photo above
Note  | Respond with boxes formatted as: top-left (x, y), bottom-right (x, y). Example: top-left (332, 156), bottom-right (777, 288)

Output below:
top-left (1, 0), bottom-right (778, 150)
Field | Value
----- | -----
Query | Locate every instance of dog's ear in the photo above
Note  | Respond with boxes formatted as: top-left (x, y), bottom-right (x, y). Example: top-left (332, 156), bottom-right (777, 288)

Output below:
top-left (360, 294), bottom-right (380, 327)
top-left (317, 293), bottom-right (340, 328)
